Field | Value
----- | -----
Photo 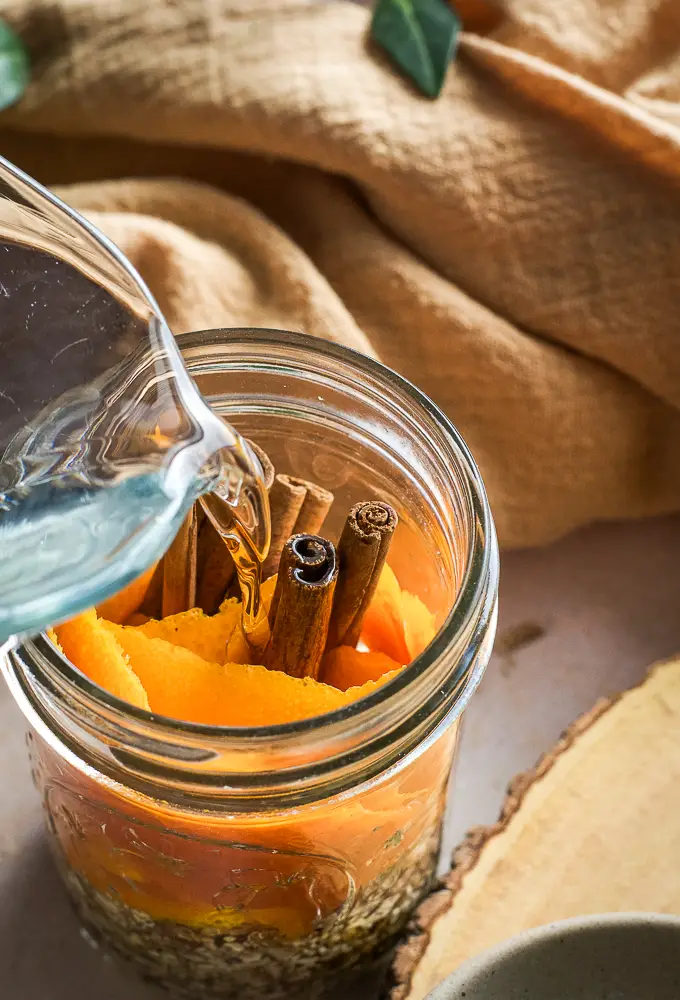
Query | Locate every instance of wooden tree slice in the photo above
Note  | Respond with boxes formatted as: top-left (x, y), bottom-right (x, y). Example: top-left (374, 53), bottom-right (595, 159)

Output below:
top-left (391, 656), bottom-right (680, 1000)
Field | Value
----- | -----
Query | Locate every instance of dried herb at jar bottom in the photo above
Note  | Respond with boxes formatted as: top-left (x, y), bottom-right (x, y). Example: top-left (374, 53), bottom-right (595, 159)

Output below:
top-left (57, 828), bottom-right (440, 1000)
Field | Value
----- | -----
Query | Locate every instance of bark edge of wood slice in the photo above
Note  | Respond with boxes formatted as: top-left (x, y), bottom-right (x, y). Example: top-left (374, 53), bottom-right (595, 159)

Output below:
top-left (389, 655), bottom-right (680, 1000)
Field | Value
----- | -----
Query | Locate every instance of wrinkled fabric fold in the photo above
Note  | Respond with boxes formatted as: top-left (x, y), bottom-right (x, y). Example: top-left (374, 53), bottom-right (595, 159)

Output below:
top-left (1, 0), bottom-right (679, 546)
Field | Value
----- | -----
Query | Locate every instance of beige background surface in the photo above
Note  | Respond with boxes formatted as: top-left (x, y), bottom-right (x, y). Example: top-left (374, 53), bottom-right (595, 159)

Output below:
top-left (3, 0), bottom-right (680, 548)
top-left (2, 513), bottom-right (680, 997)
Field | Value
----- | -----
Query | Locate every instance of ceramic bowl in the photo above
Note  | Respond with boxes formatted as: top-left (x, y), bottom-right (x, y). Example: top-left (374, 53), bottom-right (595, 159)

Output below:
top-left (427, 913), bottom-right (680, 1000)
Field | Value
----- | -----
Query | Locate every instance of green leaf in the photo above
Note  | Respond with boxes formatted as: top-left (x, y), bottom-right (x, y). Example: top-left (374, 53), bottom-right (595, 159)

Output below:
top-left (0, 20), bottom-right (29, 112)
top-left (371, 0), bottom-right (461, 99)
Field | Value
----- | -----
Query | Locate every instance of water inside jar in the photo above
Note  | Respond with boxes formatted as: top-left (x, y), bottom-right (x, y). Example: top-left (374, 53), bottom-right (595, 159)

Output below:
top-left (0, 158), bottom-right (269, 646)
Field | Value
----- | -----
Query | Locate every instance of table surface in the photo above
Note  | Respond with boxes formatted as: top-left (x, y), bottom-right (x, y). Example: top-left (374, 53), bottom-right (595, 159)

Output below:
top-left (3, 514), bottom-right (680, 998)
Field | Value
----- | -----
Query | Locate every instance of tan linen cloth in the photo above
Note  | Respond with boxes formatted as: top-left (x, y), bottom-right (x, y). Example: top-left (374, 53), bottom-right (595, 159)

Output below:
top-left (1, 0), bottom-right (680, 548)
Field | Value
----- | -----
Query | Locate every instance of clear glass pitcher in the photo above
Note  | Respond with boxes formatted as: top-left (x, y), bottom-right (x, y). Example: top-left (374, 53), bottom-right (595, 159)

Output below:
top-left (0, 156), bottom-right (267, 646)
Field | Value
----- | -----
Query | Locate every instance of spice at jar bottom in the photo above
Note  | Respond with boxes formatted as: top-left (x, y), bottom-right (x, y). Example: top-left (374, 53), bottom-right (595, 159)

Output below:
top-left (31, 694), bottom-right (456, 1000)
top-left (64, 836), bottom-right (440, 1000)
top-left (34, 728), bottom-right (451, 1000)
top-left (6, 330), bottom-right (498, 1000)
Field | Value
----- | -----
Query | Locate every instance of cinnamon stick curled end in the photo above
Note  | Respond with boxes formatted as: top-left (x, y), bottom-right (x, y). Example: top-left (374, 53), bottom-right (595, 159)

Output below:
top-left (265, 534), bottom-right (338, 680)
top-left (325, 501), bottom-right (398, 652)
top-left (263, 474), bottom-right (335, 579)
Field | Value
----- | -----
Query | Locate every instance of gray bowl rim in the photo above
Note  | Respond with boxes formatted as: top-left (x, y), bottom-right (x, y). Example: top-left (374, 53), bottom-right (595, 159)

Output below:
top-left (426, 911), bottom-right (680, 999)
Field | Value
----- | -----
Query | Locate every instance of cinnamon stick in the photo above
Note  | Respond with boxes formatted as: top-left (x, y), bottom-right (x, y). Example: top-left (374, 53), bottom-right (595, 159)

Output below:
top-left (262, 475), bottom-right (307, 578)
top-left (196, 439), bottom-right (275, 613)
top-left (262, 475), bottom-right (335, 579)
top-left (265, 534), bottom-right (338, 679)
top-left (325, 501), bottom-right (398, 651)
top-left (162, 507), bottom-right (198, 616)
top-left (291, 478), bottom-right (334, 536)
top-left (248, 440), bottom-right (276, 492)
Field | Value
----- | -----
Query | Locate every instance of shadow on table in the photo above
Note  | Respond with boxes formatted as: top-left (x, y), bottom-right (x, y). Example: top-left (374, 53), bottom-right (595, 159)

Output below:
top-left (0, 829), bottom-right (161, 999)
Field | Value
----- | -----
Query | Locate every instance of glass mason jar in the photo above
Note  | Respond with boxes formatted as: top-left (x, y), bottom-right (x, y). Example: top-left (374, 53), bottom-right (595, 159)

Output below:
top-left (2, 329), bottom-right (499, 1000)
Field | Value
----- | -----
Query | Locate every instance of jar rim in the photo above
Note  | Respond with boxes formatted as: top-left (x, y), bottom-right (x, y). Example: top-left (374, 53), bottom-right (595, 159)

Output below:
top-left (21, 327), bottom-right (497, 745)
